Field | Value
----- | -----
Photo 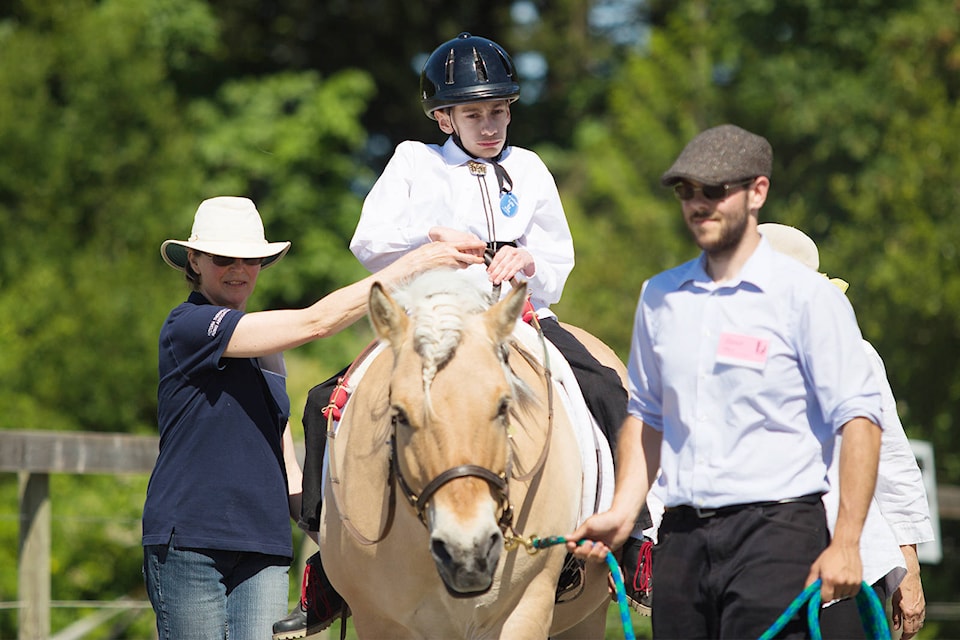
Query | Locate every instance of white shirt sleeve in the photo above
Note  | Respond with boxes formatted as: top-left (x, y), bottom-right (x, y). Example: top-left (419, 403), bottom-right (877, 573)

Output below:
top-left (508, 149), bottom-right (574, 307)
top-left (864, 340), bottom-right (935, 546)
top-left (350, 141), bottom-right (434, 273)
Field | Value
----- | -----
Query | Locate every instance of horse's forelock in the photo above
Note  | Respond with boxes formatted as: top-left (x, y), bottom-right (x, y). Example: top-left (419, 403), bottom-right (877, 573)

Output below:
top-left (394, 270), bottom-right (495, 396)
top-left (412, 299), bottom-right (464, 407)
top-left (393, 270), bottom-right (538, 419)
top-left (393, 269), bottom-right (493, 315)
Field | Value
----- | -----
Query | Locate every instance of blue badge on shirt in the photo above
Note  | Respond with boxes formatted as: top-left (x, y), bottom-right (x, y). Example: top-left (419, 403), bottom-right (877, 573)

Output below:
top-left (500, 192), bottom-right (519, 218)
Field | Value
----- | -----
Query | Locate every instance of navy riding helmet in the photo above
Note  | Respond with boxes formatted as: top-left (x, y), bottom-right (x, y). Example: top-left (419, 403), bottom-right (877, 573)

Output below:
top-left (419, 32), bottom-right (520, 120)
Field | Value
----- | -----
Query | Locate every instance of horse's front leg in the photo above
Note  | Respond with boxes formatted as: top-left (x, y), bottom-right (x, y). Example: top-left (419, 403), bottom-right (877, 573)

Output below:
top-left (497, 569), bottom-right (560, 639)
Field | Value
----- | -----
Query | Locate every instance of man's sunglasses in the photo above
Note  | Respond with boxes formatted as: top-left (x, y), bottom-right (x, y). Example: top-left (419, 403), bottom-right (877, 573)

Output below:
top-left (205, 253), bottom-right (264, 267)
top-left (674, 178), bottom-right (755, 201)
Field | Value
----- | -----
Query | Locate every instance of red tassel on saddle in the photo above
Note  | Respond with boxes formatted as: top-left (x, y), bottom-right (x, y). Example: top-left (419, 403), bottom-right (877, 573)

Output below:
top-left (522, 297), bottom-right (536, 325)
top-left (321, 378), bottom-right (349, 421)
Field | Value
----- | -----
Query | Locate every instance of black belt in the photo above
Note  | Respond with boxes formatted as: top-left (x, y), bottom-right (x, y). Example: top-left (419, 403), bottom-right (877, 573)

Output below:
top-left (665, 492), bottom-right (823, 519)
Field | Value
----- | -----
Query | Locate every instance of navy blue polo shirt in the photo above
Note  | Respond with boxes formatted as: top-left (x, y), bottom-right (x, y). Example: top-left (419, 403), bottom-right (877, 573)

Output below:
top-left (142, 291), bottom-right (293, 558)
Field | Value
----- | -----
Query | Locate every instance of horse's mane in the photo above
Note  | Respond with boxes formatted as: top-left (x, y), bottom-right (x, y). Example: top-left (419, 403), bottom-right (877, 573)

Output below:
top-left (391, 268), bottom-right (536, 413)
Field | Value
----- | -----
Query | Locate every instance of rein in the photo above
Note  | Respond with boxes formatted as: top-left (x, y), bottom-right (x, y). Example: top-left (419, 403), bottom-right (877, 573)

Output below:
top-left (324, 341), bottom-right (397, 546)
top-left (758, 579), bottom-right (890, 640)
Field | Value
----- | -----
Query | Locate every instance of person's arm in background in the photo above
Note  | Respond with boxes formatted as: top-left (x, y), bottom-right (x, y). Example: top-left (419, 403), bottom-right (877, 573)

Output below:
top-left (895, 544), bottom-right (925, 639)
top-left (808, 417), bottom-right (881, 601)
top-left (281, 422), bottom-right (318, 544)
top-left (224, 242), bottom-right (483, 358)
top-left (862, 342), bottom-right (932, 638)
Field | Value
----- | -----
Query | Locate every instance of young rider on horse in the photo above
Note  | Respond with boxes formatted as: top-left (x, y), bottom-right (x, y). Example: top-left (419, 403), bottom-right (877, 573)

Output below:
top-left (273, 33), bottom-right (645, 639)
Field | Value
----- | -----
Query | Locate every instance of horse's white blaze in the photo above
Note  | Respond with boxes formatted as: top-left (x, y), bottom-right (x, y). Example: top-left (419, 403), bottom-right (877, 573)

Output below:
top-left (429, 494), bottom-right (503, 593)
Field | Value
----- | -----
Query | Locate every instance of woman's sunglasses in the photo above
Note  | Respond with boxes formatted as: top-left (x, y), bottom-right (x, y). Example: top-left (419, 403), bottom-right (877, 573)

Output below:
top-left (205, 253), bottom-right (264, 267)
top-left (674, 178), bottom-right (755, 201)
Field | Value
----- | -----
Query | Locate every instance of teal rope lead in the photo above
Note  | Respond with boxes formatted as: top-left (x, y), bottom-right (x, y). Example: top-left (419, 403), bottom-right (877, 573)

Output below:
top-left (530, 536), bottom-right (636, 640)
top-left (759, 579), bottom-right (891, 640)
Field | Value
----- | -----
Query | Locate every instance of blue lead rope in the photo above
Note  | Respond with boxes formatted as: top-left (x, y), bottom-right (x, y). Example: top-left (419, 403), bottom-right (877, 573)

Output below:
top-left (530, 536), bottom-right (636, 640)
top-left (758, 579), bottom-right (891, 640)
top-left (520, 537), bottom-right (889, 640)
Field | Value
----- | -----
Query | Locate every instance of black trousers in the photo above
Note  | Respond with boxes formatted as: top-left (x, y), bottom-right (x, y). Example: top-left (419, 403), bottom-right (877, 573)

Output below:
top-left (652, 498), bottom-right (863, 639)
top-left (818, 579), bottom-right (890, 639)
top-left (537, 317), bottom-right (628, 448)
top-left (298, 318), bottom-right (634, 533)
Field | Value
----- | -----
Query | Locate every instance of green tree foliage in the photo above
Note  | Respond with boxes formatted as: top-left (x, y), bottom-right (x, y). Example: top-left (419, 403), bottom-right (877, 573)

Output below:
top-left (558, 0), bottom-right (960, 484)
top-left (2, 0), bottom-right (960, 635)
top-left (199, 0), bottom-right (520, 165)
top-left (0, 0), bottom-right (216, 434)
top-left (185, 67), bottom-right (385, 367)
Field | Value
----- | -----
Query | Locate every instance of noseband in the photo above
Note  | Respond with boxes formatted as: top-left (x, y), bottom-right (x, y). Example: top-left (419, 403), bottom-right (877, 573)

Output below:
top-left (390, 432), bottom-right (515, 533)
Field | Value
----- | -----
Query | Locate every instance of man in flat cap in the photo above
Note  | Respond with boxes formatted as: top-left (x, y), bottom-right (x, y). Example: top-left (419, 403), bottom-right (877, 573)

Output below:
top-left (569, 125), bottom-right (884, 638)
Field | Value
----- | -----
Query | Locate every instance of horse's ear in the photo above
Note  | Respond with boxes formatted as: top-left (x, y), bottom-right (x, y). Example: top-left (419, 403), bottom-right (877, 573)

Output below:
top-left (369, 281), bottom-right (408, 348)
top-left (486, 282), bottom-right (527, 343)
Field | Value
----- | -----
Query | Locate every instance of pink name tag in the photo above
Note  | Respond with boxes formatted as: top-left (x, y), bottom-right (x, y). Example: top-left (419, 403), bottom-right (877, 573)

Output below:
top-left (716, 332), bottom-right (769, 369)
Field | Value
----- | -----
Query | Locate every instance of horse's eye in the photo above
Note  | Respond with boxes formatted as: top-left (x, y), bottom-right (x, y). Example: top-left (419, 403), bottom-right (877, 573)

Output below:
top-left (496, 398), bottom-right (510, 423)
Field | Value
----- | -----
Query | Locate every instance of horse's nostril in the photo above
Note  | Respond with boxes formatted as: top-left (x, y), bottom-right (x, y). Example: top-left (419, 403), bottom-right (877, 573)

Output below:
top-left (431, 537), bottom-right (452, 565)
top-left (486, 531), bottom-right (501, 557)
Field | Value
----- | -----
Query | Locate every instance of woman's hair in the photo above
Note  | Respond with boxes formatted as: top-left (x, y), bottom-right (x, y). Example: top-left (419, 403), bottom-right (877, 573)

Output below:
top-left (184, 250), bottom-right (202, 290)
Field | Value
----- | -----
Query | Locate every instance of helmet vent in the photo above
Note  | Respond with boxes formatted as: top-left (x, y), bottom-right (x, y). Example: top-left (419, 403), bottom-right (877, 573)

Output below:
top-left (444, 48), bottom-right (456, 85)
top-left (473, 47), bottom-right (489, 82)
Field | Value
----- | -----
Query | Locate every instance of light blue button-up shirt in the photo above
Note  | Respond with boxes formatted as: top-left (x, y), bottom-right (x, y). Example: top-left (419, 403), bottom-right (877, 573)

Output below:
top-left (628, 237), bottom-right (883, 509)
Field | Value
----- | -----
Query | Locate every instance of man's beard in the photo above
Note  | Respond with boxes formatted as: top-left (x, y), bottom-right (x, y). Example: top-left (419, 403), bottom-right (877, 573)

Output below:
top-left (691, 201), bottom-right (750, 256)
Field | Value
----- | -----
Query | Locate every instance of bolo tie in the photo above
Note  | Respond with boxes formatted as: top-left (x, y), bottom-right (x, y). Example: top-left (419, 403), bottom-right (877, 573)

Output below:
top-left (455, 135), bottom-right (519, 298)
top-left (456, 137), bottom-right (516, 244)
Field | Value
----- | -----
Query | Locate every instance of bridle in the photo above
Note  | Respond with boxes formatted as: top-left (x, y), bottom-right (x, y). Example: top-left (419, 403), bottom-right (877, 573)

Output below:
top-left (391, 431), bottom-right (515, 533)
top-left (327, 330), bottom-right (555, 546)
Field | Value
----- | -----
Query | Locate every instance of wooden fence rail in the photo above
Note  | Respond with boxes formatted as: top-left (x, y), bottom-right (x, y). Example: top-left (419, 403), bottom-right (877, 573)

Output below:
top-left (2, 429), bottom-right (959, 639)
top-left (1, 430), bottom-right (160, 639)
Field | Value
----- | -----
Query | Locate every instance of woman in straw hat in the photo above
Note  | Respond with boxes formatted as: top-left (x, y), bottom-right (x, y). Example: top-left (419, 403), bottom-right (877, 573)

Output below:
top-left (141, 196), bottom-right (482, 640)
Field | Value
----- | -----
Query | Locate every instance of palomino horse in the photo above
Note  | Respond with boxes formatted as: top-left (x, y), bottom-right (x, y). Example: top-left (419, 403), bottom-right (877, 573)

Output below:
top-left (320, 268), bottom-right (617, 639)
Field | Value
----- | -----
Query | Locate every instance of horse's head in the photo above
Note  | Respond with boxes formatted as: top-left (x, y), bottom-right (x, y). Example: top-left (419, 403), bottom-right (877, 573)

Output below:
top-left (368, 269), bottom-right (529, 596)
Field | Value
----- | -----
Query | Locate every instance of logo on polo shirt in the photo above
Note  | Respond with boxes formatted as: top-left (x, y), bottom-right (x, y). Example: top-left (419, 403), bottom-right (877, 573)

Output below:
top-left (208, 308), bottom-right (230, 337)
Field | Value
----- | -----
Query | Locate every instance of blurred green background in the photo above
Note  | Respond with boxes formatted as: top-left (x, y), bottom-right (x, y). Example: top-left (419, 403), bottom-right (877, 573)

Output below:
top-left (2, 0), bottom-right (959, 637)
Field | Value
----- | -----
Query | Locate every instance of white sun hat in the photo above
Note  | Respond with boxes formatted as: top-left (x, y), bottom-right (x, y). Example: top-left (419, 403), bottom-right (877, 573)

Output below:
top-left (161, 196), bottom-right (291, 271)
top-left (758, 222), bottom-right (848, 293)
top-left (757, 223), bottom-right (820, 271)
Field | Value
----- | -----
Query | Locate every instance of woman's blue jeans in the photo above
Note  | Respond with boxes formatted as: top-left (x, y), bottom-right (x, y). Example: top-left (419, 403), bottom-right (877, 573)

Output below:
top-left (143, 535), bottom-right (289, 640)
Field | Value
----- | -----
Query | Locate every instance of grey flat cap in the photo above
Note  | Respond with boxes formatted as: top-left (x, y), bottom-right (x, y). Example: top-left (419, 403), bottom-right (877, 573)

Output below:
top-left (661, 124), bottom-right (772, 186)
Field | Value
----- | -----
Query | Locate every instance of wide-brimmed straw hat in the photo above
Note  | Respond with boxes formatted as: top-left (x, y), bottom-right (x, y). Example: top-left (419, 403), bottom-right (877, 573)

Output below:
top-left (161, 197), bottom-right (291, 271)
top-left (758, 223), bottom-right (849, 293)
